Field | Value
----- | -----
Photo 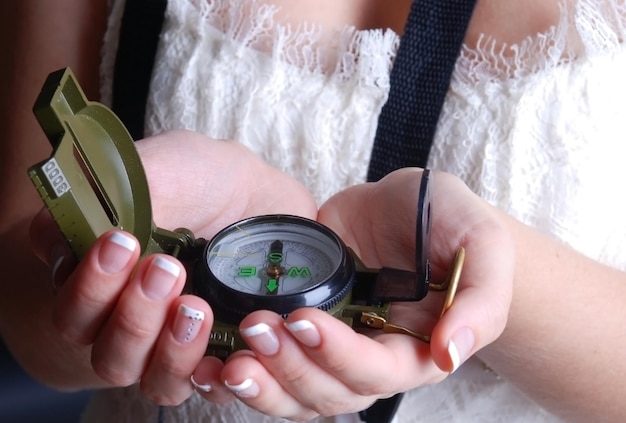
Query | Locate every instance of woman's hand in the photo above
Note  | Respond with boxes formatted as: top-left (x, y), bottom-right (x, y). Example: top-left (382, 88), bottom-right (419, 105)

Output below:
top-left (29, 130), bottom-right (317, 404)
top-left (204, 168), bottom-right (514, 420)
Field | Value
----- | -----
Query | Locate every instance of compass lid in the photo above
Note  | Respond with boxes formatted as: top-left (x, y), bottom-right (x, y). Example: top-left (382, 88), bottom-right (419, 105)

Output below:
top-left (28, 68), bottom-right (184, 258)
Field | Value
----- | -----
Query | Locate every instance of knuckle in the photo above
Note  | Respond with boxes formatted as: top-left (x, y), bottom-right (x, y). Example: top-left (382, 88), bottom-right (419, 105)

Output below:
top-left (157, 354), bottom-right (192, 379)
top-left (318, 353), bottom-right (350, 377)
top-left (141, 386), bottom-right (190, 407)
top-left (351, 381), bottom-right (388, 397)
top-left (278, 363), bottom-right (311, 386)
top-left (314, 397), bottom-right (361, 417)
top-left (287, 411), bottom-right (319, 423)
top-left (114, 309), bottom-right (156, 342)
top-left (92, 359), bottom-right (138, 387)
top-left (70, 272), bottom-right (116, 309)
top-left (52, 313), bottom-right (92, 345)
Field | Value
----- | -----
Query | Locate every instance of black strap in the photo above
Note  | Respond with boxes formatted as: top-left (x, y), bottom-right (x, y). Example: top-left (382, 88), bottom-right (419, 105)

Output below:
top-left (112, 0), bottom-right (167, 140)
top-left (360, 1), bottom-right (475, 421)
top-left (366, 0), bottom-right (477, 182)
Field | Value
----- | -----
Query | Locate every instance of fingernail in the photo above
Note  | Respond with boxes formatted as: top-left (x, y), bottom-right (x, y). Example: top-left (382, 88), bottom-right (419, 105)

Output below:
top-left (448, 327), bottom-right (475, 373)
top-left (98, 232), bottom-right (136, 273)
top-left (284, 320), bottom-right (321, 348)
top-left (49, 244), bottom-right (72, 291)
top-left (141, 256), bottom-right (180, 300)
top-left (50, 243), bottom-right (68, 289)
top-left (240, 323), bottom-right (279, 356)
top-left (225, 378), bottom-right (260, 398)
top-left (190, 374), bottom-right (212, 393)
top-left (173, 304), bottom-right (205, 343)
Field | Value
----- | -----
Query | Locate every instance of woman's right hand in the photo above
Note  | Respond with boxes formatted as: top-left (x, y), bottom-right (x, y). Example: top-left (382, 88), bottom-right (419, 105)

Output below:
top-left (28, 130), bottom-right (318, 404)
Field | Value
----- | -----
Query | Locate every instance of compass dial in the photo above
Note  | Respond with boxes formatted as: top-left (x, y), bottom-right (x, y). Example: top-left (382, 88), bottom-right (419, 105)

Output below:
top-left (193, 215), bottom-right (355, 325)
top-left (207, 226), bottom-right (341, 296)
top-left (194, 215), bottom-right (354, 323)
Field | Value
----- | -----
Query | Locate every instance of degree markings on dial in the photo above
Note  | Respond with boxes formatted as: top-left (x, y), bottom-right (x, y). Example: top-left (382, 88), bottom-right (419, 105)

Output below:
top-left (233, 223), bottom-right (252, 238)
top-left (207, 251), bottom-right (264, 259)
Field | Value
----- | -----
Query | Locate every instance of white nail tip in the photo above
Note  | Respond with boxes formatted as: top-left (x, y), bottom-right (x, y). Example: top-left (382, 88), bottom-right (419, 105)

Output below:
top-left (240, 322), bottom-right (272, 337)
top-left (448, 339), bottom-right (461, 373)
top-left (109, 232), bottom-right (137, 251)
top-left (285, 320), bottom-right (315, 333)
top-left (190, 375), bottom-right (212, 393)
top-left (153, 256), bottom-right (181, 277)
top-left (51, 255), bottom-right (64, 285)
top-left (225, 378), bottom-right (254, 392)
top-left (179, 304), bottom-right (205, 321)
top-left (225, 378), bottom-right (259, 398)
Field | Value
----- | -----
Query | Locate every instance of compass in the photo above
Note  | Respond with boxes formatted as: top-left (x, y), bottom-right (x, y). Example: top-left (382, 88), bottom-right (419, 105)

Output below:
top-left (194, 214), bottom-right (355, 325)
top-left (28, 68), bottom-right (463, 359)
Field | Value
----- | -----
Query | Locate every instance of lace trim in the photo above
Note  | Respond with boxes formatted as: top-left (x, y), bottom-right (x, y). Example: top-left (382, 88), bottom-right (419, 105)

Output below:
top-left (102, 0), bottom-right (626, 103)
top-left (456, 0), bottom-right (626, 82)
top-left (165, 0), bottom-right (399, 79)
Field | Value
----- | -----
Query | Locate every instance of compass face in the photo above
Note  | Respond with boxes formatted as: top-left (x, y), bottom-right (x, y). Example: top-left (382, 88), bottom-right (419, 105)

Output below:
top-left (205, 216), bottom-right (344, 296)
top-left (194, 215), bottom-right (355, 323)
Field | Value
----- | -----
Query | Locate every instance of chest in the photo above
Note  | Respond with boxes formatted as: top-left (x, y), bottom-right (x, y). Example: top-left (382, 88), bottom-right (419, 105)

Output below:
top-left (259, 0), bottom-right (563, 49)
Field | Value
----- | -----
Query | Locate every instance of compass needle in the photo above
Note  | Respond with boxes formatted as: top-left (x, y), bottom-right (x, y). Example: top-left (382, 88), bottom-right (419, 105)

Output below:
top-left (264, 240), bottom-right (284, 294)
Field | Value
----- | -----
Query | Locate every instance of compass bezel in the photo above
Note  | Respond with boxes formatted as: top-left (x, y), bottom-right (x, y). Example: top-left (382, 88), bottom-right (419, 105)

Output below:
top-left (193, 215), bottom-right (356, 325)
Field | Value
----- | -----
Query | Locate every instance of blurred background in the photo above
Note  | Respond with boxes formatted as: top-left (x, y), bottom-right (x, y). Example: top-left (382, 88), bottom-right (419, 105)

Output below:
top-left (0, 339), bottom-right (92, 423)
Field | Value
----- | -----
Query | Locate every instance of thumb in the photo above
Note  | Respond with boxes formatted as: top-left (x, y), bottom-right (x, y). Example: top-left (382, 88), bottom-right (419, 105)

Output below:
top-left (429, 221), bottom-right (515, 373)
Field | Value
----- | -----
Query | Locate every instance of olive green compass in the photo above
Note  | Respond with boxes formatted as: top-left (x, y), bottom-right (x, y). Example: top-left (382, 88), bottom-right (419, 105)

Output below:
top-left (28, 68), bottom-right (464, 358)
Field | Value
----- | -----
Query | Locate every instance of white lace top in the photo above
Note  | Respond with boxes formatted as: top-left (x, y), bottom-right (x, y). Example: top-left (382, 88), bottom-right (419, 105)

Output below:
top-left (88, 0), bottom-right (626, 421)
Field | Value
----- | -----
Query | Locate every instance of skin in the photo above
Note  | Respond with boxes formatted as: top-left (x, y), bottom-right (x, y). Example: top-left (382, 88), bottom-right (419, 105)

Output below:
top-left (1, 0), bottom-right (625, 422)
top-left (0, 0), bottom-right (109, 388)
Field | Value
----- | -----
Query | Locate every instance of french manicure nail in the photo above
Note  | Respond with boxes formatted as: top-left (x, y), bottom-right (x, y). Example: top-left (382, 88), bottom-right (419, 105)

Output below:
top-left (285, 320), bottom-right (321, 348)
top-left (141, 256), bottom-right (180, 300)
top-left (50, 243), bottom-right (67, 289)
top-left (190, 375), bottom-right (212, 393)
top-left (240, 323), bottom-right (279, 356)
top-left (448, 327), bottom-right (475, 373)
top-left (98, 232), bottom-right (136, 273)
top-left (225, 378), bottom-right (260, 398)
top-left (48, 244), bottom-right (73, 291)
top-left (173, 304), bottom-right (205, 343)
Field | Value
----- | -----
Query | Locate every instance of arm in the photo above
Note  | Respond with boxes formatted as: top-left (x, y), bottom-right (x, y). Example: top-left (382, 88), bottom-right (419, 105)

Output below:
top-left (478, 212), bottom-right (626, 423)
top-left (0, 0), bottom-right (109, 389)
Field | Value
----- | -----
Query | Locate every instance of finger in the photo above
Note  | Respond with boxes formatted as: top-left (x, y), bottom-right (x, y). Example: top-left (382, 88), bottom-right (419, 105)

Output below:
top-left (30, 207), bottom-right (63, 265)
top-left (221, 350), bottom-right (319, 421)
top-left (430, 221), bottom-right (515, 373)
top-left (191, 356), bottom-right (235, 404)
top-left (30, 207), bottom-right (78, 288)
top-left (318, 170), bottom-right (423, 270)
top-left (90, 254), bottom-right (186, 386)
top-left (284, 308), bottom-right (444, 393)
top-left (140, 295), bottom-right (214, 405)
top-left (228, 311), bottom-right (381, 417)
top-left (52, 230), bottom-right (140, 344)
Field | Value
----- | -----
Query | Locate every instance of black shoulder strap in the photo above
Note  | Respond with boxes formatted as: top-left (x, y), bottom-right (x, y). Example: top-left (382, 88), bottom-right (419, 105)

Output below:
top-left (360, 1), bottom-right (476, 422)
top-left (112, 0), bottom-right (167, 140)
top-left (366, 0), bottom-right (477, 182)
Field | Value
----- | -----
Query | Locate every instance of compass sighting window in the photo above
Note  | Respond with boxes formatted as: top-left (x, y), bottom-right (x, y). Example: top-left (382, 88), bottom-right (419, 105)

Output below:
top-left (72, 142), bottom-right (119, 227)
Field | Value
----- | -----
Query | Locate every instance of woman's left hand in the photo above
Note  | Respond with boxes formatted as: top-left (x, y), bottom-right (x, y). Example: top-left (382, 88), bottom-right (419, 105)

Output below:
top-left (194, 168), bottom-right (515, 421)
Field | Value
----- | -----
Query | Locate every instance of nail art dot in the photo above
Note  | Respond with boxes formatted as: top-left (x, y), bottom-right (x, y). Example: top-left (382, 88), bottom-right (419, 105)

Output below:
top-left (177, 304), bottom-right (205, 343)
